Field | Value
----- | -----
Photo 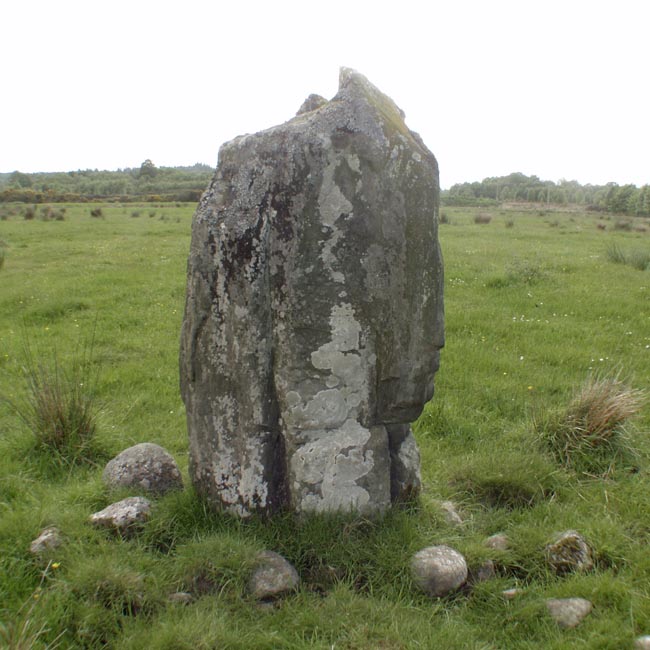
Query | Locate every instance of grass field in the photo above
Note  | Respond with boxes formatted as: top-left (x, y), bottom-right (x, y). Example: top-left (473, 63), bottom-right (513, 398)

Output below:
top-left (1, 203), bottom-right (649, 649)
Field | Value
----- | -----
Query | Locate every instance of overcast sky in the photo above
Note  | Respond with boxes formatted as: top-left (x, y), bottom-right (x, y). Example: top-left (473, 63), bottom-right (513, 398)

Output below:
top-left (2, 0), bottom-right (648, 189)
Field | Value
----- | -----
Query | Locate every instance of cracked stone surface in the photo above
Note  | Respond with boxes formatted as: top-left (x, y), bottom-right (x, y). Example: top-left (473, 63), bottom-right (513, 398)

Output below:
top-left (180, 68), bottom-right (444, 516)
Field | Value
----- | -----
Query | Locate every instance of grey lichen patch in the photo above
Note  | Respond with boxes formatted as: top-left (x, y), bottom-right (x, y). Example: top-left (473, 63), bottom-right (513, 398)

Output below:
top-left (317, 151), bottom-right (356, 284)
top-left (291, 419), bottom-right (374, 513)
top-left (208, 435), bottom-right (270, 517)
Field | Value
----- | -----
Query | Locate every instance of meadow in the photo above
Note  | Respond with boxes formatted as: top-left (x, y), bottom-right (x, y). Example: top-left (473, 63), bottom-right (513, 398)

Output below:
top-left (0, 203), bottom-right (649, 649)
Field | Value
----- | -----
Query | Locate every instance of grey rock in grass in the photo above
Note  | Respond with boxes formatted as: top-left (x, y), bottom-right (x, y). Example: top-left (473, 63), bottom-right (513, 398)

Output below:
top-left (89, 496), bottom-right (152, 534)
top-left (168, 591), bottom-right (194, 605)
top-left (248, 551), bottom-right (300, 600)
top-left (635, 636), bottom-right (650, 649)
top-left (484, 533), bottom-right (510, 551)
top-left (437, 500), bottom-right (464, 526)
top-left (545, 530), bottom-right (594, 575)
top-left (180, 67), bottom-right (443, 517)
top-left (545, 597), bottom-right (593, 629)
top-left (29, 526), bottom-right (63, 556)
top-left (468, 559), bottom-right (496, 585)
top-left (411, 545), bottom-right (468, 597)
top-left (102, 442), bottom-right (183, 495)
top-left (502, 587), bottom-right (523, 600)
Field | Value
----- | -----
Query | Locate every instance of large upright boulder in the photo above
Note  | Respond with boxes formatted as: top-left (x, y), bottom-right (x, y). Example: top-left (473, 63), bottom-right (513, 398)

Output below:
top-left (180, 68), bottom-right (444, 517)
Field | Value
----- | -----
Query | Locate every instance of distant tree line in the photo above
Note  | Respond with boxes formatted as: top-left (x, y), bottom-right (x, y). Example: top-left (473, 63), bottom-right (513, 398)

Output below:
top-left (443, 172), bottom-right (650, 216)
top-left (0, 161), bottom-right (214, 203)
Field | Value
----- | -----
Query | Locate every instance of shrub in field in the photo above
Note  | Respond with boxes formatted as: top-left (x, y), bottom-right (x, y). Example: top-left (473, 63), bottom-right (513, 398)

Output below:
top-left (487, 258), bottom-right (547, 288)
top-left (627, 249), bottom-right (650, 271)
top-left (606, 243), bottom-right (627, 265)
top-left (607, 243), bottom-right (650, 270)
top-left (0, 241), bottom-right (6, 270)
top-left (130, 210), bottom-right (141, 218)
top-left (536, 374), bottom-right (645, 474)
top-left (440, 211), bottom-right (450, 224)
top-left (613, 219), bottom-right (632, 231)
top-left (474, 212), bottom-right (492, 224)
top-left (6, 338), bottom-right (101, 465)
top-left (23, 206), bottom-right (36, 220)
top-left (505, 218), bottom-right (515, 228)
top-left (89, 208), bottom-right (104, 218)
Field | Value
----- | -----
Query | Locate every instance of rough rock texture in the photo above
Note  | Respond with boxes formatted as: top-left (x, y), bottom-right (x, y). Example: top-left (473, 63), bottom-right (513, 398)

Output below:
top-left (438, 500), bottom-right (463, 526)
top-left (248, 551), bottom-right (300, 600)
top-left (484, 533), bottom-right (510, 551)
top-left (545, 530), bottom-right (593, 575)
top-left (296, 94), bottom-right (328, 115)
top-left (29, 526), bottom-right (63, 556)
top-left (411, 545), bottom-right (467, 598)
top-left (467, 559), bottom-right (496, 585)
top-left (89, 497), bottom-right (152, 534)
top-left (102, 443), bottom-right (183, 495)
top-left (180, 68), bottom-right (443, 517)
top-left (168, 592), bottom-right (194, 605)
top-left (545, 597), bottom-right (593, 629)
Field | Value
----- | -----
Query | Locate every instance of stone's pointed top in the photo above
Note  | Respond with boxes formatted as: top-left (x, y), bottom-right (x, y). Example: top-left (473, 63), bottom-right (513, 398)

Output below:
top-left (338, 66), bottom-right (358, 87)
top-left (337, 67), bottom-right (406, 121)
top-left (296, 94), bottom-right (328, 116)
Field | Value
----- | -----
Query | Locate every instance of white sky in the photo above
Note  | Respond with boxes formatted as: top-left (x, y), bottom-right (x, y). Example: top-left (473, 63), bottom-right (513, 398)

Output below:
top-left (2, 0), bottom-right (648, 189)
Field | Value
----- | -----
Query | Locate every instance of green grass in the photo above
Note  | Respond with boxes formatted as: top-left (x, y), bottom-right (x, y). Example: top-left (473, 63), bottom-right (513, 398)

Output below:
top-left (1, 203), bottom-right (649, 648)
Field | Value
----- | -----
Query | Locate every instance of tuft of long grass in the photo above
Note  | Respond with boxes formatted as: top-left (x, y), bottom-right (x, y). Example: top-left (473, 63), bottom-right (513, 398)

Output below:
top-left (473, 212), bottom-right (492, 224)
top-left (536, 374), bottom-right (645, 473)
top-left (606, 243), bottom-right (627, 265)
top-left (6, 335), bottom-right (101, 465)
top-left (607, 243), bottom-right (650, 270)
top-left (0, 562), bottom-right (64, 650)
top-left (628, 249), bottom-right (650, 271)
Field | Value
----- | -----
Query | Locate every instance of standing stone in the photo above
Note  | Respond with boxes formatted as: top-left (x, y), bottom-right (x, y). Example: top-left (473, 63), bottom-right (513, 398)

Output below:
top-left (180, 68), bottom-right (444, 517)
